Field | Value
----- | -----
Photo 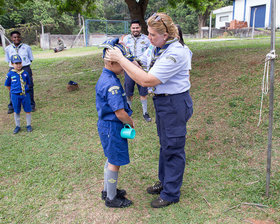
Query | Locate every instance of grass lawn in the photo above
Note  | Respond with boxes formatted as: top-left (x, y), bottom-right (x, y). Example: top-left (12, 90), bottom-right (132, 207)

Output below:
top-left (0, 39), bottom-right (280, 223)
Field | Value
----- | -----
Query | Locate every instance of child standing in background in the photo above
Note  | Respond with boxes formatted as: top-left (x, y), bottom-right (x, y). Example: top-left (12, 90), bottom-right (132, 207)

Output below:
top-left (5, 55), bottom-right (32, 134)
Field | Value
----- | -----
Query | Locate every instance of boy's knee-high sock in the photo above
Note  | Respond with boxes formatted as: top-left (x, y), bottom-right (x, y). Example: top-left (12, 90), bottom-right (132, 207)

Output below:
top-left (106, 169), bottom-right (118, 200)
top-left (14, 113), bottom-right (20, 127)
top-left (127, 100), bottom-right (132, 108)
top-left (141, 99), bottom-right (148, 115)
top-left (103, 159), bottom-right (108, 191)
top-left (26, 114), bottom-right (31, 126)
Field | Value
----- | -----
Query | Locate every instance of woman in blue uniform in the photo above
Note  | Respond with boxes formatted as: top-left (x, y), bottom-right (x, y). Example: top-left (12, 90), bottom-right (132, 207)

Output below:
top-left (106, 13), bottom-right (193, 208)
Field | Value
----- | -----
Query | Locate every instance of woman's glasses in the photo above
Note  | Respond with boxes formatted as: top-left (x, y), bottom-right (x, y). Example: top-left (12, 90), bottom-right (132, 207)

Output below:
top-left (152, 13), bottom-right (169, 33)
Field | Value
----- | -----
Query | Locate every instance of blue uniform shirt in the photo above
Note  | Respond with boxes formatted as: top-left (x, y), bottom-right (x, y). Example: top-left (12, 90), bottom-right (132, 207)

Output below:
top-left (123, 34), bottom-right (150, 58)
top-left (4, 69), bottom-right (30, 94)
top-left (5, 43), bottom-right (34, 68)
top-left (96, 68), bottom-right (132, 121)
top-left (140, 41), bottom-right (192, 94)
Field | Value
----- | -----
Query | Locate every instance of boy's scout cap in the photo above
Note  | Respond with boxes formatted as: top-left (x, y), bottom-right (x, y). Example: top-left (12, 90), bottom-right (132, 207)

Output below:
top-left (100, 37), bottom-right (135, 61)
top-left (11, 55), bottom-right (22, 63)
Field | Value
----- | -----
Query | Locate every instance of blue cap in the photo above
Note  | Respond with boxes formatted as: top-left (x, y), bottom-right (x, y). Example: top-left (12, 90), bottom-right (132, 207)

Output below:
top-left (100, 37), bottom-right (135, 62)
top-left (11, 55), bottom-right (22, 63)
top-left (68, 80), bottom-right (78, 85)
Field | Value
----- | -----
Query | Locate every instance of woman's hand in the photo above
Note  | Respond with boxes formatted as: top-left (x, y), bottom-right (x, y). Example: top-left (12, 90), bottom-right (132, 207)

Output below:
top-left (105, 47), bottom-right (124, 63)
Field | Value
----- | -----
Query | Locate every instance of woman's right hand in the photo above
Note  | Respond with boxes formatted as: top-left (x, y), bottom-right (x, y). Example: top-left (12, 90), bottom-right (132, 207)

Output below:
top-left (105, 47), bottom-right (124, 63)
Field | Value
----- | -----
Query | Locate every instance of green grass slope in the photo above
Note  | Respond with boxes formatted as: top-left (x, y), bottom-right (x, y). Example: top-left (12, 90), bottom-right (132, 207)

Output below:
top-left (0, 39), bottom-right (279, 223)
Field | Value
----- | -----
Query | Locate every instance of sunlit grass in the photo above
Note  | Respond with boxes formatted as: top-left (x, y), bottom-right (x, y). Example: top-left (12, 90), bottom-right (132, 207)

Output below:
top-left (0, 38), bottom-right (279, 223)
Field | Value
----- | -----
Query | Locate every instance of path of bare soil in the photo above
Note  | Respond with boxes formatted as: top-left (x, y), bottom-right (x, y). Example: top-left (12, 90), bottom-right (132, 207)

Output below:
top-left (0, 49), bottom-right (102, 62)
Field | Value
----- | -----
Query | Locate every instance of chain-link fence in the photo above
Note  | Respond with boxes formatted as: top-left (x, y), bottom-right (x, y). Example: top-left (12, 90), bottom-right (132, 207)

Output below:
top-left (85, 19), bottom-right (129, 46)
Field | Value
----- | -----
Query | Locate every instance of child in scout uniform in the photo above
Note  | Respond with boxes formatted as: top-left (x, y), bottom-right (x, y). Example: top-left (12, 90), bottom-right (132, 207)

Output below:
top-left (96, 38), bottom-right (135, 208)
top-left (4, 55), bottom-right (32, 134)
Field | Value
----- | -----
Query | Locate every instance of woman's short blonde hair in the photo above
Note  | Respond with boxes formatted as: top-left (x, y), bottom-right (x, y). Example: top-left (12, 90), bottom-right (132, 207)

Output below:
top-left (147, 13), bottom-right (178, 40)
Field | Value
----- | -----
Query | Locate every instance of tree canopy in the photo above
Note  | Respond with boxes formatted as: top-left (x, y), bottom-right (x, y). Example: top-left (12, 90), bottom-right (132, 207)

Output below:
top-left (0, 0), bottom-right (232, 36)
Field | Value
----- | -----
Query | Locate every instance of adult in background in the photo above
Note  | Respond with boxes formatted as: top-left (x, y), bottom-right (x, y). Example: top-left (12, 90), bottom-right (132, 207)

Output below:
top-left (5, 31), bottom-right (36, 113)
top-left (54, 37), bottom-right (65, 53)
top-left (106, 13), bottom-right (193, 208)
top-left (122, 20), bottom-right (152, 122)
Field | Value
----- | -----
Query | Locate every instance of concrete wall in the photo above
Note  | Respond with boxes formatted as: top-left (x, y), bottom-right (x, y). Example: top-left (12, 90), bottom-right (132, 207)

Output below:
top-left (198, 27), bottom-right (269, 38)
top-left (88, 34), bottom-right (108, 46)
top-left (215, 12), bottom-right (233, 29)
top-left (246, 0), bottom-right (270, 27)
top-left (50, 34), bottom-right (85, 48)
top-left (40, 33), bottom-right (120, 49)
top-left (40, 33), bottom-right (85, 50)
top-left (234, 0), bottom-right (246, 22)
top-left (40, 33), bottom-right (50, 50)
top-left (234, 0), bottom-right (279, 28)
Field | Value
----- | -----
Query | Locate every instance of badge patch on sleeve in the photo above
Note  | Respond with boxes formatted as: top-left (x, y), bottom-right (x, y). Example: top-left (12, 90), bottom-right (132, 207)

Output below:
top-left (108, 86), bottom-right (120, 95)
top-left (165, 56), bottom-right (176, 63)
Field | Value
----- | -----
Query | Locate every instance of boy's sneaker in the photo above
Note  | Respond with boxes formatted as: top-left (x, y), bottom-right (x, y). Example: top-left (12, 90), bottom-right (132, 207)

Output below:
top-left (8, 108), bottom-right (14, 114)
top-left (105, 196), bottom-right (133, 208)
top-left (13, 126), bottom-right (21, 134)
top-left (146, 181), bottom-right (163, 194)
top-left (143, 113), bottom-right (152, 122)
top-left (101, 189), bottom-right (126, 200)
top-left (26, 125), bottom-right (33, 132)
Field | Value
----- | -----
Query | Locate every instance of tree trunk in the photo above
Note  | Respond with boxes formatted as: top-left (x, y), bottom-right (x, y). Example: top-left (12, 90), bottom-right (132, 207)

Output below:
top-left (125, 0), bottom-right (149, 34)
top-left (198, 9), bottom-right (210, 38)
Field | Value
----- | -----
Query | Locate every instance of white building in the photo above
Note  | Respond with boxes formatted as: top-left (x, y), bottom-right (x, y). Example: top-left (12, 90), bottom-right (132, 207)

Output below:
top-left (214, 0), bottom-right (280, 29)
top-left (213, 6), bottom-right (233, 29)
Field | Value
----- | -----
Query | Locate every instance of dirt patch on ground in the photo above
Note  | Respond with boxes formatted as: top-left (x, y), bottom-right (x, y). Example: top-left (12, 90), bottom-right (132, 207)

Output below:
top-left (0, 112), bottom-right (12, 130)
top-left (244, 218), bottom-right (276, 224)
top-left (0, 49), bottom-right (102, 62)
top-left (34, 49), bottom-right (103, 60)
top-left (36, 178), bottom-right (150, 224)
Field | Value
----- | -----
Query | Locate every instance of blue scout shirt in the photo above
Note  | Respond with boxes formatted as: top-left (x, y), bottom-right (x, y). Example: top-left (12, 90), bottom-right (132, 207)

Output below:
top-left (140, 41), bottom-right (191, 95)
top-left (5, 43), bottom-right (34, 68)
top-left (123, 34), bottom-right (150, 58)
top-left (96, 68), bottom-right (132, 121)
top-left (4, 69), bottom-right (30, 94)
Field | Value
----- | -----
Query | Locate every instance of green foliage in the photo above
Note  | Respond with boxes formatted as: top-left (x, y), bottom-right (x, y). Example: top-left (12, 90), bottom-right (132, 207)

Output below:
top-left (0, 0), bottom-right (76, 34)
top-left (87, 20), bottom-right (128, 35)
top-left (0, 0), bottom-right (234, 37)
top-left (50, 0), bottom-right (96, 17)
top-left (166, 2), bottom-right (199, 34)
top-left (146, 0), bottom-right (198, 34)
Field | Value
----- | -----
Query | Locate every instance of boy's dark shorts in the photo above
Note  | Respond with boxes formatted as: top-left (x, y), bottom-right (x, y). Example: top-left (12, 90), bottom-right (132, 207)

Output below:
top-left (11, 93), bottom-right (32, 114)
top-left (98, 120), bottom-right (130, 166)
top-left (124, 72), bottom-right (148, 97)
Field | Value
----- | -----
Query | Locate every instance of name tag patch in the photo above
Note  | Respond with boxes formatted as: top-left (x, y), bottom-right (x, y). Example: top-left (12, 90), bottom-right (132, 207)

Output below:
top-left (108, 86), bottom-right (120, 95)
top-left (165, 56), bottom-right (176, 63)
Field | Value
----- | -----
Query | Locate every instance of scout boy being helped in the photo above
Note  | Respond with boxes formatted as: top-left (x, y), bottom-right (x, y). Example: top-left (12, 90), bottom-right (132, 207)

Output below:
top-left (5, 55), bottom-right (32, 134)
top-left (96, 38), bottom-right (135, 208)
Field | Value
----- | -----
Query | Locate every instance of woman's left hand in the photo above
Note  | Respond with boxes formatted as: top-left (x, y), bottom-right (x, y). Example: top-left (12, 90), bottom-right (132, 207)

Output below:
top-left (105, 47), bottom-right (123, 63)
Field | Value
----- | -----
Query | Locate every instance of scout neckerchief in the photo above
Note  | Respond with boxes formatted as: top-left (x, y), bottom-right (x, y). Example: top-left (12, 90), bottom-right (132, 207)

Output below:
top-left (149, 38), bottom-right (178, 70)
top-left (12, 69), bottom-right (25, 95)
top-left (132, 34), bottom-right (141, 57)
top-left (12, 43), bottom-right (23, 54)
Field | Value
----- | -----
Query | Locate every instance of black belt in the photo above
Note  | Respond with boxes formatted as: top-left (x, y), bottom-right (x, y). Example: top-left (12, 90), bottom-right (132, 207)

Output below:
top-left (153, 90), bottom-right (189, 97)
top-left (13, 93), bottom-right (25, 95)
top-left (153, 93), bottom-right (170, 97)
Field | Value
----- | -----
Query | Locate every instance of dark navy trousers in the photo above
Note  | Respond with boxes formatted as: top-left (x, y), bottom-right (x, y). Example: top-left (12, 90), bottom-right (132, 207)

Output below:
top-left (153, 91), bottom-right (193, 202)
top-left (8, 65), bottom-right (35, 110)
